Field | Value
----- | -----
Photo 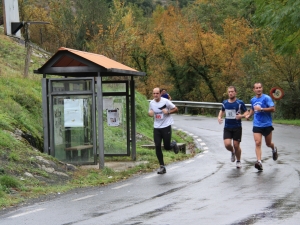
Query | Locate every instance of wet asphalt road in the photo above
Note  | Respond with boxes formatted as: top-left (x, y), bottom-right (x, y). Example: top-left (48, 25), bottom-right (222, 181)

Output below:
top-left (0, 115), bottom-right (300, 225)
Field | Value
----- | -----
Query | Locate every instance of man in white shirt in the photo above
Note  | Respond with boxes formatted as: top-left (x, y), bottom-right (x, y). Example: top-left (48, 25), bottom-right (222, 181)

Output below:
top-left (148, 87), bottom-right (179, 174)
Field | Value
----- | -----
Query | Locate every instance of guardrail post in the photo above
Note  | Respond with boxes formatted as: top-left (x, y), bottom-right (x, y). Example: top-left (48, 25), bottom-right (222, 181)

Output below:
top-left (216, 109), bottom-right (219, 116)
top-left (185, 106), bottom-right (188, 114)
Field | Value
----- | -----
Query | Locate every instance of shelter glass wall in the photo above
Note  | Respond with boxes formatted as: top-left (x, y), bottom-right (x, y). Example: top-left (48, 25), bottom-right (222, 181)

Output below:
top-left (101, 81), bottom-right (130, 156)
top-left (49, 78), bottom-right (96, 164)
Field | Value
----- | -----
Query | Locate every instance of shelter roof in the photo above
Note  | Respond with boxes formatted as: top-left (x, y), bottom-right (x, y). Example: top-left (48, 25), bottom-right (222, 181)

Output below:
top-left (34, 47), bottom-right (146, 77)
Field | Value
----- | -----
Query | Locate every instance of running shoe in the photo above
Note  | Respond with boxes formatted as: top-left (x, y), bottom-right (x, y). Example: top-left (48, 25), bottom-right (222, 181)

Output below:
top-left (157, 165), bottom-right (166, 174)
top-left (272, 147), bottom-right (278, 161)
top-left (236, 161), bottom-right (242, 168)
top-left (171, 140), bottom-right (179, 154)
top-left (231, 152), bottom-right (236, 162)
top-left (255, 161), bottom-right (263, 171)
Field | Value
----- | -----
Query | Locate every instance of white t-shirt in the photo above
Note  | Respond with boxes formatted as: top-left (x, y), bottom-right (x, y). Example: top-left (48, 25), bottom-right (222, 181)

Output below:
top-left (149, 98), bottom-right (176, 128)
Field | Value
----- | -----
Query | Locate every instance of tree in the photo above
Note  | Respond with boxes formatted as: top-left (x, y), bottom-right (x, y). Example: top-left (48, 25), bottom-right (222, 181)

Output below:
top-left (183, 0), bottom-right (254, 34)
top-left (253, 0), bottom-right (300, 55)
top-left (73, 0), bottom-right (110, 51)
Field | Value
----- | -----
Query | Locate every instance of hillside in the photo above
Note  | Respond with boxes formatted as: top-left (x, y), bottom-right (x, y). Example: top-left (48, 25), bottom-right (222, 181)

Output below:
top-left (0, 26), bottom-right (197, 209)
top-left (0, 25), bottom-right (78, 208)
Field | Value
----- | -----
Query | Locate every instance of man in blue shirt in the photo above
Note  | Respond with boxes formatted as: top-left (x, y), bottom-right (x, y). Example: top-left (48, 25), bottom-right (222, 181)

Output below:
top-left (160, 88), bottom-right (171, 100)
top-left (218, 86), bottom-right (249, 168)
top-left (245, 82), bottom-right (278, 171)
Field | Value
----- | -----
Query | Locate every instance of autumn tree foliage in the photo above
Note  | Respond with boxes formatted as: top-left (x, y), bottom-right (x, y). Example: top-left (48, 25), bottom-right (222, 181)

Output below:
top-left (12, 0), bottom-right (300, 118)
top-left (132, 6), bottom-right (254, 102)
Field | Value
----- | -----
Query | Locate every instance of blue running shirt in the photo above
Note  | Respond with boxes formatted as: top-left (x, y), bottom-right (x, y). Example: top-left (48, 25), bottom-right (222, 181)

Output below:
top-left (251, 94), bottom-right (274, 127)
top-left (221, 99), bottom-right (247, 128)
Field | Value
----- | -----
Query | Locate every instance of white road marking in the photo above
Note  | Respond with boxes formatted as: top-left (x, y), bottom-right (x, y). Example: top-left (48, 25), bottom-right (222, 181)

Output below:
top-left (203, 150), bottom-right (208, 154)
top-left (189, 133), bottom-right (194, 136)
top-left (185, 160), bottom-right (194, 164)
top-left (197, 139), bottom-right (202, 142)
top-left (200, 142), bottom-right (206, 146)
top-left (8, 208), bottom-right (46, 218)
top-left (197, 155), bottom-right (204, 158)
top-left (203, 147), bottom-right (209, 150)
top-left (144, 174), bottom-right (157, 179)
top-left (193, 136), bottom-right (198, 138)
top-left (112, 183), bottom-right (132, 189)
top-left (168, 166), bottom-right (180, 170)
top-left (72, 195), bottom-right (96, 202)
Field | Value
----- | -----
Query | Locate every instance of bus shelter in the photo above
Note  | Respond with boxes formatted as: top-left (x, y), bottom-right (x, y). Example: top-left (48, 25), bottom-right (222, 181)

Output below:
top-left (34, 47), bottom-right (146, 168)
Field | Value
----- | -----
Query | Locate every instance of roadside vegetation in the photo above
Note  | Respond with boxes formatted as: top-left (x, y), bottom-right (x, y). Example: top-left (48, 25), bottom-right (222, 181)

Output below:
top-left (0, 26), bottom-right (199, 209)
top-left (273, 119), bottom-right (300, 126)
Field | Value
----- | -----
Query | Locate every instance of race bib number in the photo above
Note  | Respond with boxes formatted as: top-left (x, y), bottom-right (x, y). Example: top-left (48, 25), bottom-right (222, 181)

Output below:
top-left (155, 112), bottom-right (164, 120)
top-left (225, 109), bottom-right (236, 119)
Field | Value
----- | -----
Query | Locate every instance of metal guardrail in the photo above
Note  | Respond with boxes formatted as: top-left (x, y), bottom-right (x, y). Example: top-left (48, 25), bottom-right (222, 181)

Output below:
top-left (171, 100), bottom-right (251, 109)
top-left (148, 100), bottom-right (251, 114)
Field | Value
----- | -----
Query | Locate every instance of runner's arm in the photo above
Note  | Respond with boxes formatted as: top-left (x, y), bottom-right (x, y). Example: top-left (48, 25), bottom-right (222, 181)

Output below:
top-left (218, 110), bottom-right (224, 124)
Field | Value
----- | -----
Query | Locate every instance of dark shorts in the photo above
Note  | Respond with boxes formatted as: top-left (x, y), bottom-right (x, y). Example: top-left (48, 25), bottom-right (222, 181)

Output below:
top-left (253, 126), bottom-right (274, 137)
top-left (223, 127), bottom-right (242, 142)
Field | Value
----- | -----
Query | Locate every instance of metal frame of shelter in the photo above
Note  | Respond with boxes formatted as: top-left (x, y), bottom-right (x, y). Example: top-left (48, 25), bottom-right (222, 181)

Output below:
top-left (34, 47), bottom-right (146, 169)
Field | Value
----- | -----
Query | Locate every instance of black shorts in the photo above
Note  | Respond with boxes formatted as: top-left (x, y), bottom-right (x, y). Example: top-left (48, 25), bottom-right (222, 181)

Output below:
top-left (223, 127), bottom-right (242, 142)
top-left (253, 126), bottom-right (274, 137)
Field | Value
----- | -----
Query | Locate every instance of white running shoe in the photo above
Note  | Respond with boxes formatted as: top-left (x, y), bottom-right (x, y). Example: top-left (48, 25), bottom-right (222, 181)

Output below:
top-left (236, 161), bottom-right (242, 168)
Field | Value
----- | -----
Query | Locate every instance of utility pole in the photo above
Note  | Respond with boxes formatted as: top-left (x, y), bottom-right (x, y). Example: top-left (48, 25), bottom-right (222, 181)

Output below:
top-left (10, 21), bottom-right (50, 77)
top-left (23, 21), bottom-right (50, 78)
top-left (24, 22), bottom-right (32, 78)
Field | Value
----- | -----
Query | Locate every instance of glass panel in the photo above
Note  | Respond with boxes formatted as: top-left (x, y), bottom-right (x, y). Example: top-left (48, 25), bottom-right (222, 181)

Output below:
top-left (102, 96), bottom-right (127, 154)
top-left (52, 80), bottom-right (92, 92)
top-left (53, 95), bottom-right (94, 164)
top-left (102, 83), bottom-right (126, 92)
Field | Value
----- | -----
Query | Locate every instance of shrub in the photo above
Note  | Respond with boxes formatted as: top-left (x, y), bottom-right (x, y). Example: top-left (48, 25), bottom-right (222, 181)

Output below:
top-left (0, 175), bottom-right (21, 189)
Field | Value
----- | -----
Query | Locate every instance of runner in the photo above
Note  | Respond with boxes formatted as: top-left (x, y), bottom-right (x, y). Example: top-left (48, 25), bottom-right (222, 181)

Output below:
top-left (148, 87), bottom-right (179, 174)
top-left (218, 86), bottom-right (249, 168)
top-left (245, 82), bottom-right (278, 171)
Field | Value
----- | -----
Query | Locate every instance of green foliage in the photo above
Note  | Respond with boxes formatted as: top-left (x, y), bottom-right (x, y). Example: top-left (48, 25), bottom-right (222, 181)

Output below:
top-left (0, 113), bottom-right (15, 131)
top-left (273, 119), bottom-right (300, 126)
top-left (0, 190), bottom-right (5, 198)
top-left (135, 91), bottom-right (153, 138)
top-left (0, 30), bottom-right (44, 148)
top-left (8, 152), bottom-right (20, 162)
top-left (183, 0), bottom-right (254, 33)
top-left (274, 90), bottom-right (300, 119)
top-left (0, 175), bottom-right (21, 190)
top-left (253, 0), bottom-right (300, 54)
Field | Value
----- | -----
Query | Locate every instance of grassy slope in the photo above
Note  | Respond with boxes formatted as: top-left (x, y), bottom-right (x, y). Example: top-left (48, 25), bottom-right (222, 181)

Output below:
top-left (0, 26), bottom-right (197, 209)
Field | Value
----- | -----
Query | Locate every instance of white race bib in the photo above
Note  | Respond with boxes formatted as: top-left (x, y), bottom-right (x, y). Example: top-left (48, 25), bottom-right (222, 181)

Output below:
top-left (225, 109), bottom-right (236, 119)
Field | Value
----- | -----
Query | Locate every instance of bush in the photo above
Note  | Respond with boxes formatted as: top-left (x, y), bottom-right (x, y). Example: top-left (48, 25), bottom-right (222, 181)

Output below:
top-left (0, 175), bottom-right (21, 189)
top-left (275, 89), bottom-right (300, 119)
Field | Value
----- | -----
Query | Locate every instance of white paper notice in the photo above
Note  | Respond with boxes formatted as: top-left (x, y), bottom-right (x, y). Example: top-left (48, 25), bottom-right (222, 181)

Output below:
top-left (64, 99), bottom-right (84, 127)
top-left (107, 109), bottom-right (120, 126)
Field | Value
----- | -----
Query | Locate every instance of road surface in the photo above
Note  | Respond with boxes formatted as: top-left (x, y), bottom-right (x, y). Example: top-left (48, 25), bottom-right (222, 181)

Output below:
top-left (0, 115), bottom-right (299, 225)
